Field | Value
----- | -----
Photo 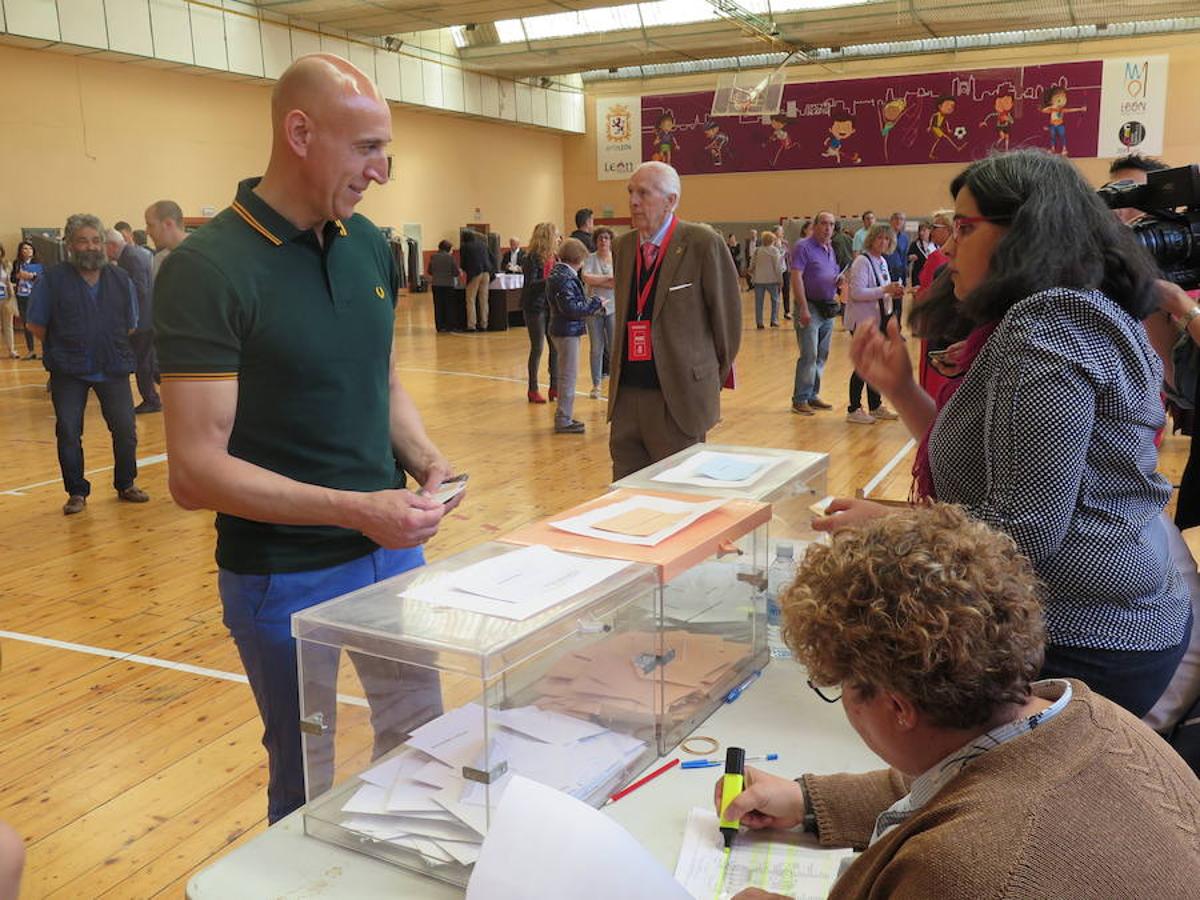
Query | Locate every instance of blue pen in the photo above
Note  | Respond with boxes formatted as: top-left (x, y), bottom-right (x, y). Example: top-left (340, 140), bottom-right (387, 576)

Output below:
top-left (724, 670), bottom-right (762, 703)
top-left (682, 754), bottom-right (778, 769)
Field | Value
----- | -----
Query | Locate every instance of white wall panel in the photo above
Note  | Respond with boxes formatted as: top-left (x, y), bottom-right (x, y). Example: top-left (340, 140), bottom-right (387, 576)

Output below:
top-left (441, 63), bottom-right (463, 112)
top-left (189, 3), bottom-right (227, 70)
top-left (530, 86), bottom-right (548, 127)
top-left (546, 90), bottom-right (562, 130)
top-left (497, 79), bottom-right (515, 122)
top-left (260, 21), bottom-right (291, 79)
top-left (290, 27), bottom-right (320, 58)
top-left (374, 47), bottom-right (401, 102)
top-left (4, 0), bottom-right (60, 40)
top-left (319, 30), bottom-right (349, 60)
top-left (480, 74), bottom-right (500, 119)
top-left (57, 0), bottom-right (106, 49)
top-left (420, 59), bottom-right (442, 108)
top-left (224, 11), bottom-right (263, 76)
top-left (515, 82), bottom-right (532, 124)
top-left (149, 0), bottom-right (191, 63)
top-left (463, 70), bottom-right (481, 115)
top-left (348, 40), bottom-right (374, 80)
top-left (106, 0), bottom-right (152, 55)
top-left (400, 53), bottom-right (422, 105)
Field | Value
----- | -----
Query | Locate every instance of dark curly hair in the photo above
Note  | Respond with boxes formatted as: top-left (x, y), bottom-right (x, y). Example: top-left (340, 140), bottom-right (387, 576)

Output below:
top-left (950, 149), bottom-right (1160, 324)
top-left (782, 504), bottom-right (1046, 731)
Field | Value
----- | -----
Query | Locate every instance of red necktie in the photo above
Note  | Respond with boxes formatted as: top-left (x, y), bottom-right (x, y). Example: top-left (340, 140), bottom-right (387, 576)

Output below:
top-left (641, 242), bottom-right (658, 270)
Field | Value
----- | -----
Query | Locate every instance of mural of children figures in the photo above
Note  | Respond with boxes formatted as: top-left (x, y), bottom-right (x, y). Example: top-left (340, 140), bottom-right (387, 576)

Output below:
top-left (766, 114), bottom-right (798, 167)
top-left (652, 112), bottom-right (679, 164)
top-left (927, 96), bottom-right (965, 159)
top-left (979, 93), bottom-right (1017, 150)
top-left (877, 97), bottom-right (907, 160)
top-left (702, 120), bottom-right (731, 167)
top-left (821, 116), bottom-right (862, 165)
top-left (1039, 85), bottom-right (1087, 156)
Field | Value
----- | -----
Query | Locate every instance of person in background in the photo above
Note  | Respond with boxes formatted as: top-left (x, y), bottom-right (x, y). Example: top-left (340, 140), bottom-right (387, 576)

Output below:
top-left (501, 236), bottom-right (524, 273)
top-left (907, 221), bottom-right (937, 289)
top-left (521, 221), bottom-right (560, 404)
top-left (0, 244), bottom-right (15, 359)
top-left (725, 232), bottom-right (741, 272)
top-left (458, 230), bottom-right (492, 333)
top-left (27, 214), bottom-right (148, 515)
top-left (750, 231), bottom-right (783, 329)
top-left (144, 199), bottom-right (188, 280)
top-left (11, 241), bottom-right (42, 360)
top-left (105, 228), bottom-right (159, 413)
top-left (830, 218), bottom-right (854, 271)
top-left (916, 210), bottom-right (953, 298)
top-left (825, 149), bottom-right (1190, 719)
top-left (582, 226), bottom-right (616, 399)
top-left (570, 208), bottom-right (596, 253)
top-left (883, 211), bottom-right (909, 331)
top-left (547, 238), bottom-right (602, 434)
top-left (852, 210), bottom-right (876, 254)
top-left (844, 223), bottom-right (902, 424)
top-left (113, 221), bottom-right (136, 247)
top-left (427, 239), bottom-right (459, 334)
top-left (132, 229), bottom-right (152, 252)
top-left (774, 224), bottom-right (792, 321)
top-left (718, 504), bottom-right (1200, 900)
top-left (742, 229), bottom-right (758, 291)
top-left (790, 211), bottom-right (841, 416)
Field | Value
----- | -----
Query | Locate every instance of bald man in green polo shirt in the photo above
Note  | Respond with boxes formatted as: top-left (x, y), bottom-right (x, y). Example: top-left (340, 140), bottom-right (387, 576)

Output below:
top-left (155, 54), bottom-right (463, 823)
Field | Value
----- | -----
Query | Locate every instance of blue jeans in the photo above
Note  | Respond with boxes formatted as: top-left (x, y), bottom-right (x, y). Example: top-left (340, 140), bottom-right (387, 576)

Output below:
top-left (48, 373), bottom-right (138, 497)
top-left (792, 307), bottom-right (834, 405)
top-left (753, 283), bottom-right (781, 326)
top-left (586, 311), bottom-right (614, 388)
top-left (219, 545), bottom-right (440, 823)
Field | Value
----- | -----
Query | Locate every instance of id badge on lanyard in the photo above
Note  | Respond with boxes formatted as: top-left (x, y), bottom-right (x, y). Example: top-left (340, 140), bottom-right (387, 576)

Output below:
top-left (628, 218), bottom-right (678, 364)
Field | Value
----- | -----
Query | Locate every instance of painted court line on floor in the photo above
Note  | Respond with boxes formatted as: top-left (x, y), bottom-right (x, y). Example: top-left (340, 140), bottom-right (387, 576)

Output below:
top-left (860, 438), bottom-right (917, 498)
top-left (398, 366), bottom-right (605, 399)
top-left (0, 629), bottom-right (368, 708)
top-left (1, 452), bottom-right (169, 496)
top-left (0, 381), bottom-right (49, 392)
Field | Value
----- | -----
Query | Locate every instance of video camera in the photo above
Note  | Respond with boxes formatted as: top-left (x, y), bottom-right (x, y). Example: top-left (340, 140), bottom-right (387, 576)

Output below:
top-left (1098, 164), bottom-right (1200, 290)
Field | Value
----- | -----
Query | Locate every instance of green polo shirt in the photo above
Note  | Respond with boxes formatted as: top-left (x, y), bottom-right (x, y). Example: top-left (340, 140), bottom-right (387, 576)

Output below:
top-left (155, 177), bottom-right (402, 574)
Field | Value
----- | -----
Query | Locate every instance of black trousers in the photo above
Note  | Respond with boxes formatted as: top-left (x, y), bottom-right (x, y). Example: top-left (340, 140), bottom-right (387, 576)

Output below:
top-left (49, 373), bottom-right (138, 497)
top-left (129, 330), bottom-right (160, 406)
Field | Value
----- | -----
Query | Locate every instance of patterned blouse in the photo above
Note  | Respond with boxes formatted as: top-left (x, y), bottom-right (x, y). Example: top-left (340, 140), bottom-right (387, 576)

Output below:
top-left (928, 287), bottom-right (1190, 651)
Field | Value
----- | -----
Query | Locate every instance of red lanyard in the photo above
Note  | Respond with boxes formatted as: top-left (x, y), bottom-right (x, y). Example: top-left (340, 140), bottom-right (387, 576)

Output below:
top-left (634, 216), bottom-right (678, 320)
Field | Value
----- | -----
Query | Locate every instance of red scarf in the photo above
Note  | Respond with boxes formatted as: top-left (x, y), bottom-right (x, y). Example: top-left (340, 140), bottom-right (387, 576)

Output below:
top-left (912, 320), bottom-right (999, 500)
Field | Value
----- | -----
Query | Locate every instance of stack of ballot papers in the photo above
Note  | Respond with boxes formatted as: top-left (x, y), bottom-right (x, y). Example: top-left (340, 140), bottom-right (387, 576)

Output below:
top-left (551, 495), bottom-right (726, 546)
top-left (650, 450), bottom-right (784, 489)
top-left (336, 703), bottom-right (647, 868)
top-left (537, 631), bottom-right (751, 723)
top-left (465, 776), bottom-right (853, 900)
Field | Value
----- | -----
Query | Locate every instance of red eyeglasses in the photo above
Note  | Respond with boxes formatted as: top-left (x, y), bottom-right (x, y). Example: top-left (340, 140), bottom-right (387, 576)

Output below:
top-left (952, 215), bottom-right (1011, 239)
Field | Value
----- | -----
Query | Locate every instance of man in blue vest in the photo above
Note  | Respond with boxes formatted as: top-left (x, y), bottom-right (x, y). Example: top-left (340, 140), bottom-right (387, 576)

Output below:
top-left (26, 214), bottom-right (150, 515)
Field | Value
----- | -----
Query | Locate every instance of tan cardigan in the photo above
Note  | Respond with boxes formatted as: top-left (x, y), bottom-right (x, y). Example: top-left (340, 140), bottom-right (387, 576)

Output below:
top-left (806, 680), bottom-right (1200, 899)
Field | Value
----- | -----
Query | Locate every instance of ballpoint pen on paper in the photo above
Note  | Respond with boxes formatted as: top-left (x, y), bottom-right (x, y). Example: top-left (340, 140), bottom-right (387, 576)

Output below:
top-left (681, 754), bottom-right (778, 769)
top-left (607, 758), bottom-right (680, 804)
top-left (724, 670), bottom-right (762, 703)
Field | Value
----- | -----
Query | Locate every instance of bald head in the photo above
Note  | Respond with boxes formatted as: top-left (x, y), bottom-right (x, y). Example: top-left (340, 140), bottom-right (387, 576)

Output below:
top-left (260, 53), bottom-right (393, 228)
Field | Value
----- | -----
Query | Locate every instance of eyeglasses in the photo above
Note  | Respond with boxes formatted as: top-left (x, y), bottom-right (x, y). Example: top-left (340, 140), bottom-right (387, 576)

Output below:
top-left (807, 679), bottom-right (843, 703)
top-left (951, 215), bottom-right (1010, 239)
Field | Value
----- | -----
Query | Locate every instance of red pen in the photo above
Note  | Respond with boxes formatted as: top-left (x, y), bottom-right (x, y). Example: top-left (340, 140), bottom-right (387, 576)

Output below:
top-left (608, 758), bottom-right (680, 804)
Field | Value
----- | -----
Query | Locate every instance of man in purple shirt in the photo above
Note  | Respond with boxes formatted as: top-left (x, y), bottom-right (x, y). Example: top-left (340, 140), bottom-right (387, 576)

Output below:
top-left (789, 211), bottom-right (842, 414)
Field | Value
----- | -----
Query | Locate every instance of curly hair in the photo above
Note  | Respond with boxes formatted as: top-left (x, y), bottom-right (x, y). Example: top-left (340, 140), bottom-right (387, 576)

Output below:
top-left (781, 504), bottom-right (1045, 730)
top-left (862, 222), bottom-right (895, 256)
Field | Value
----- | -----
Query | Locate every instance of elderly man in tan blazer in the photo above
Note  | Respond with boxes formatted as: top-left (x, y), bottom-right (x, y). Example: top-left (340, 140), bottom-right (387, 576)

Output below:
top-left (607, 161), bottom-right (742, 479)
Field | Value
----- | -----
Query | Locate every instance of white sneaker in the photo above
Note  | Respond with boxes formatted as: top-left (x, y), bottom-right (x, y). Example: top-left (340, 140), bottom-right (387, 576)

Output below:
top-left (871, 405), bottom-right (899, 420)
top-left (846, 409), bottom-right (876, 425)
top-left (589, 386), bottom-right (602, 399)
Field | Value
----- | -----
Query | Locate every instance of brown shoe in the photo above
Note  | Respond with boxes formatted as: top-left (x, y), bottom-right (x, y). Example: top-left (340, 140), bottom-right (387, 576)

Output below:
top-left (791, 402), bottom-right (814, 416)
top-left (63, 495), bottom-right (87, 515)
top-left (809, 396), bottom-right (833, 410)
top-left (117, 486), bottom-right (150, 503)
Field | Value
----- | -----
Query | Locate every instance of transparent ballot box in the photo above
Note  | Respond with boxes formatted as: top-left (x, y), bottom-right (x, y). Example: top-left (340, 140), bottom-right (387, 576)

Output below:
top-left (611, 443), bottom-right (829, 542)
top-left (501, 488), bottom-right (771, 754)
top-left (292, 542), bottom-right (661, 886)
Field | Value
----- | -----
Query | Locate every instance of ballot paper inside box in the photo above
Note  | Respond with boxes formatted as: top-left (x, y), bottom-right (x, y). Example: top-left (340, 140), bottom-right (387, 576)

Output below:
top-left (611, 443), bottom-right (830, 543)
top-left (501, 489), bottom-right (772, 754)
top-left (291, 541), bottom-right (664, 888)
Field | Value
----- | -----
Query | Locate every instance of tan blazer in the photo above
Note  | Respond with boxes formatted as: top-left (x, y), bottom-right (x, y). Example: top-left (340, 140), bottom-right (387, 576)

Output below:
top-left (607, 219), bottom-right (742, 437)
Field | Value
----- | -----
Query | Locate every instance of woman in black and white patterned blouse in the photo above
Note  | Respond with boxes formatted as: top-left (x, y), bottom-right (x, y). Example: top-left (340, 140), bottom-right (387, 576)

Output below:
top-left (815, 149), bottom-right (1191, 718)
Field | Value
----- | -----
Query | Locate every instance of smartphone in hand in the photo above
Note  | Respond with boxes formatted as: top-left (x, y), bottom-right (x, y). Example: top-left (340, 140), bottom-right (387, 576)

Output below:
top-left (431, 473), bottom-right (469, 505)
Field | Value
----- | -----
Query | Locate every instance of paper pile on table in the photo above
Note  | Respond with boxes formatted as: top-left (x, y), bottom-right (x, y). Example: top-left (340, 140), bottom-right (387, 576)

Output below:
top-left (337, 703), bottom-right (647, 868)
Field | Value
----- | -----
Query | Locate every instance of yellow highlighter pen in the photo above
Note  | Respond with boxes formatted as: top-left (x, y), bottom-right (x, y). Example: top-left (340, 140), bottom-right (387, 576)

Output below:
top-left (718, 746), bottom-right (746, 848)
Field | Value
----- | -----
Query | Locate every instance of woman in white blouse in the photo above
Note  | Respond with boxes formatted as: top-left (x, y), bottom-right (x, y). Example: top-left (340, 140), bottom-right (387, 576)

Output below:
top-left (581, 227), bottom-right (616, 399)
top-left (750, 231), bottom-right (783, 329)
top-left (845, 224), bottom-right (904, 423)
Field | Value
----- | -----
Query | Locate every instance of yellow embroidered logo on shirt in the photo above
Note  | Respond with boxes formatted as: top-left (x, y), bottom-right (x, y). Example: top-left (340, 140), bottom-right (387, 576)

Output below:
top-left (375, 286), bottom-right (386, 299)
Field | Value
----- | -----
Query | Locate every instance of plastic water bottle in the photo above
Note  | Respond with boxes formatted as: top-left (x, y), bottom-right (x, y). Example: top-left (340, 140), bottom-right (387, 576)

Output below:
top-left (766, 542), bottom-right (796, 659)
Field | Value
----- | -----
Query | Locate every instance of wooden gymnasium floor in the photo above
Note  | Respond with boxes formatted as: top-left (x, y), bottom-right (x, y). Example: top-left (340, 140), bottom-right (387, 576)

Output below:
top-left (0, 288), bottom-right (1189, 897)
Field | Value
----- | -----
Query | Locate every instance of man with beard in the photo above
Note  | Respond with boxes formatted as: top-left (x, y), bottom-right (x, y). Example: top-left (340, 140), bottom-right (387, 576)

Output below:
top-left (25, 214), bottom-right (149, 515)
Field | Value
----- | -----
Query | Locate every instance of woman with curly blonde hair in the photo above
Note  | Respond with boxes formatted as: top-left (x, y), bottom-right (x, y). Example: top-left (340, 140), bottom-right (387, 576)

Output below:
top-left (718, 505), bottom-right (1200, 900)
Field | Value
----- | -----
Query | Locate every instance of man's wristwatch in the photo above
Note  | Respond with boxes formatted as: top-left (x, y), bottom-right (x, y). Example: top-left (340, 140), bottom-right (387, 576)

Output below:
top-left (795, 777), bottom-right (820, 837)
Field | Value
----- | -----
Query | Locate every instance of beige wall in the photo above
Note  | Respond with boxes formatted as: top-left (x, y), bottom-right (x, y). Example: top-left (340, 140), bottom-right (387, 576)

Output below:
top-left (564, 34), bottom-right (1200, 224)
top-left (0, 44), bottom-right (564, 256)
